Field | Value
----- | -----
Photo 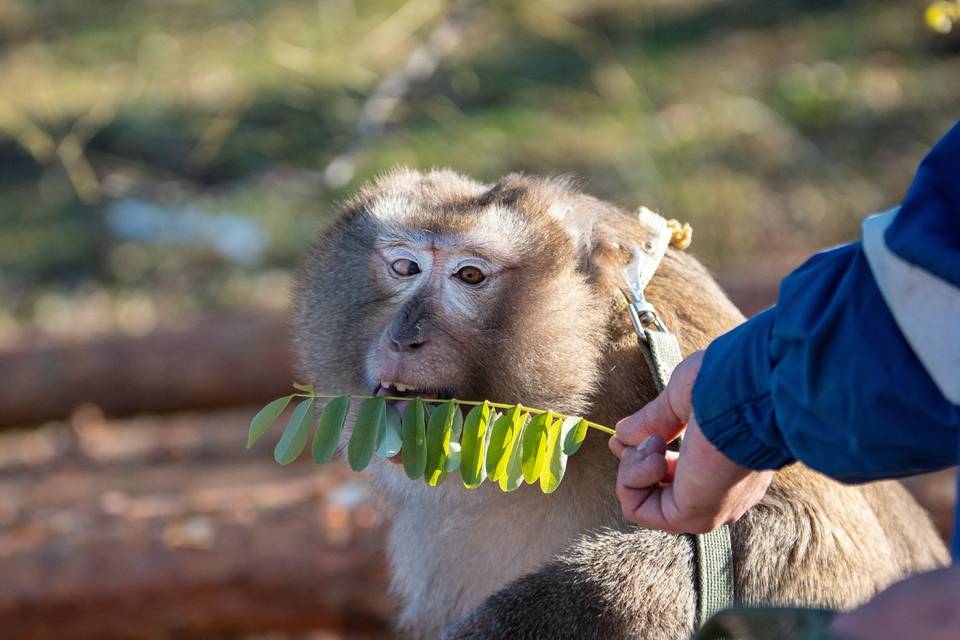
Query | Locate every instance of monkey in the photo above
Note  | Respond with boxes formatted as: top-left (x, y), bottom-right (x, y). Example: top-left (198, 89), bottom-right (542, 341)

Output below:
top-left (292, 169), bottom-right (949, 640)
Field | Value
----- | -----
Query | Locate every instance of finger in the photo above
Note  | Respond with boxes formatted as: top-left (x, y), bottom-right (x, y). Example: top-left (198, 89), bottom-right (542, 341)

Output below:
top-left (611, 433), bottom-right (664, 461)
top-left (663, 351), bottom-right (703, 421)
top-left (608, 436), bottom-right (626, 460)
top-left (661, 450), bottom-right (679, 484)
top-left (617, 483), bottom-right (663, 527)
top-left (615, 390), bottom-right (686, 447)
top-left (625, 475), bottom-right (726, 534)
top-left (616, 449), bottom-right (710, 533)
top-left (618, 445), bottom-right (669, 490)
top-left (626, 483), bottom-right (691, 533)
top-left (616, 451), bottom-right (667, 527)
top-left (617, 481), bottom-right (675, 531)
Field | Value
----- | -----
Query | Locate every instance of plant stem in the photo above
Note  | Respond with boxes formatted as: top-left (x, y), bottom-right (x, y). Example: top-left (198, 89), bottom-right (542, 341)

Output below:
top-left (290, 393), bottom-right (616, 435)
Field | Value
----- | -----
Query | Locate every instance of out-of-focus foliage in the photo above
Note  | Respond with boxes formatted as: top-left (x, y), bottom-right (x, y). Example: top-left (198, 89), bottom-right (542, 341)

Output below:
top-left (926, 1), bottom-right (960, 33)
top-left (1, 0), bottom-right (958, 341)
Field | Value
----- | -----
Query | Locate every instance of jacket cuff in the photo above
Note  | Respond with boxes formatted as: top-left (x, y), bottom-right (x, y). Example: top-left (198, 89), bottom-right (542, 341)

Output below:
top-left (691, 308), bottom-right (795, 470)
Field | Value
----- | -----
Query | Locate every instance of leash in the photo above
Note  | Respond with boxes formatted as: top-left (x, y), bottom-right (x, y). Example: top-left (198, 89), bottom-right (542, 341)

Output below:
top-left (622, 208), bottom-right (735, 632)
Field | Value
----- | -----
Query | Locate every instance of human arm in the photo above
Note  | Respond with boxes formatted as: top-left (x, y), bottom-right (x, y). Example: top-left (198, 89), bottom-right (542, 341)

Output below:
top-left (612, 122), bottom-right (960, 544)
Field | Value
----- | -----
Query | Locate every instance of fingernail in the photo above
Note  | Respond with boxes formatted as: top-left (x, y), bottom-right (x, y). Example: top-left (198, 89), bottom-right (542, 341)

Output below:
top-left (638, 435), bottom-right (655, 452)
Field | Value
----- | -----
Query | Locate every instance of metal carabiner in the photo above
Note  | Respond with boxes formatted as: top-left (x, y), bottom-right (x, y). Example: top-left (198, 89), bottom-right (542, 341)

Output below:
top-left (621, 246), bottom-right (669, 340)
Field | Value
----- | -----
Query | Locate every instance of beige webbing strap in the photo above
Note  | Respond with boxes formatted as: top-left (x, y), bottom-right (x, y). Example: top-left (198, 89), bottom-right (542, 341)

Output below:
top-left (638, 327), bottom-right (736, 631)
top-left (693, 524), bottom-right (735, 629)
top-left (640, 328), bottom-right (683, 393)
top-left (626, 206), bottom-right (735, 632)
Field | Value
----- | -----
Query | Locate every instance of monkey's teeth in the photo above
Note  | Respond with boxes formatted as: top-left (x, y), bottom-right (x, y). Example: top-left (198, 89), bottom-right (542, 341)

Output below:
top-left (379, 381), bottom-right (420, 395)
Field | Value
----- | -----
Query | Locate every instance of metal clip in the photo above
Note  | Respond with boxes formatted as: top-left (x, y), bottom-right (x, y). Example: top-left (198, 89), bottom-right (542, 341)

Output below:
top-left (621, 245), bottom-right (669, 340)
top-left (623, 284), bottom-right (669, 339)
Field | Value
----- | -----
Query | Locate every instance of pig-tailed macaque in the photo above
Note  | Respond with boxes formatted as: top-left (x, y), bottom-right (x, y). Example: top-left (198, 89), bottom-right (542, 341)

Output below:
top-left (293, 169), bottom-right (948, 640)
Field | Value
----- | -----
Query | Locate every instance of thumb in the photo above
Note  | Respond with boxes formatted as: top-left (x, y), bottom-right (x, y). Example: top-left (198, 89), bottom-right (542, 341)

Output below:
top-left (615, 388), bottom-right (686, 447)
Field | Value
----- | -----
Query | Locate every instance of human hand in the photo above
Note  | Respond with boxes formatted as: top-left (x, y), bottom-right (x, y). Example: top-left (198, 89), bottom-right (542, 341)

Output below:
top-left (829, 563), bottom-right (960, 640)
top-left (609, 350), bottom-right (773, 534)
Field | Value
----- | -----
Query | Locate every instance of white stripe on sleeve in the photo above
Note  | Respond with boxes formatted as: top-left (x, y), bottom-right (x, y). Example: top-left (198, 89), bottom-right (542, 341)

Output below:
top-left (862, 208), bottom-right (960, 405)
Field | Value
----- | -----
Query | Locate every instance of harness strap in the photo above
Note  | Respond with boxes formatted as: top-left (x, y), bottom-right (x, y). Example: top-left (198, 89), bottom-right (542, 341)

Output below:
top-left (626, 207), bottom-right (735, 633)
top-left (638, 329), bottom-right (735, 630)
top-left (693, 518), bottom-right (736, 628)
top-left (639, 327), bottom-right (683, 392)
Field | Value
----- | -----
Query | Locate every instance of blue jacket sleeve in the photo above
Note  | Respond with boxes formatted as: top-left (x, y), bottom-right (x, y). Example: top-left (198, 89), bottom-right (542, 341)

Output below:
top-left (691, 122), bottom-right (960, 487)
top-left (692, 244), bottom-right (959, 481)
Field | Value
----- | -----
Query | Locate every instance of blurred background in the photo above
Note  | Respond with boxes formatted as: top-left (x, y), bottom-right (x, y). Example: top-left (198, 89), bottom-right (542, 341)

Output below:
top-left (0, 0), bottom-right (957, 637)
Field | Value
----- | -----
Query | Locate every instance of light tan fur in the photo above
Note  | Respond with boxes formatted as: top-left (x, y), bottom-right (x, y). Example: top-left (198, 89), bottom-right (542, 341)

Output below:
top-left (293, 169), bottom-right (948, 640)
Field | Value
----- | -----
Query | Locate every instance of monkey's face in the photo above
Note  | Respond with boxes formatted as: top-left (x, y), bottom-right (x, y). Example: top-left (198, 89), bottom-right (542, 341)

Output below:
top-left (293, 170), bottom-right (608, 423)
top-left (365, 230), bottom-right (514, 400)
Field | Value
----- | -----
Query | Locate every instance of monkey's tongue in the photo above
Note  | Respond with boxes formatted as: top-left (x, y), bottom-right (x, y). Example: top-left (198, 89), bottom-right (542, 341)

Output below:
top-left (375, 386), bottom-right (404, 465)
top-left (375, 385), bottom-right (410, 439)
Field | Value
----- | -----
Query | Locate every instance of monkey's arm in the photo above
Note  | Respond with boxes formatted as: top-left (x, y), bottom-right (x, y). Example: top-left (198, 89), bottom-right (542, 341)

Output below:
top-left (439, 528), bottom-right (695, 640)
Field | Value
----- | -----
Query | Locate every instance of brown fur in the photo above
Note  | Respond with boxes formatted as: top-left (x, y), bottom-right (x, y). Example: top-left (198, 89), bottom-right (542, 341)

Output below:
top-left (293, 169), bottom-right (948, 640)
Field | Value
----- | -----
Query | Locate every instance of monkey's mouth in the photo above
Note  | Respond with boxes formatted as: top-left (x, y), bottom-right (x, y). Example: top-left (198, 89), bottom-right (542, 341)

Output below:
top-left (374, 382), bottom-right (455, 402)
top-left (374, 382), bottom-right (457, 427)
top-left (373, 382), bottom-right (454, 466)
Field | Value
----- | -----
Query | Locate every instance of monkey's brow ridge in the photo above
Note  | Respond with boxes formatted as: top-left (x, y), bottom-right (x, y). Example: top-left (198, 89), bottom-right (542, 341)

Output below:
top-left (376, 230), bottom-right (514, 263)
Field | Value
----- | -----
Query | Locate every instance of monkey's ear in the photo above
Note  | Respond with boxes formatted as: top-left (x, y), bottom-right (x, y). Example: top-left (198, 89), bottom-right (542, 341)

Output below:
top-left (545, 193), bottom-right (660, 288)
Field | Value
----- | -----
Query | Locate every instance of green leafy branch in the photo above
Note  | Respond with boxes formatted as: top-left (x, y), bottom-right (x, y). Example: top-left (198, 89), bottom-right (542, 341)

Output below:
top-left (246, 383), bottom-right (614, 494)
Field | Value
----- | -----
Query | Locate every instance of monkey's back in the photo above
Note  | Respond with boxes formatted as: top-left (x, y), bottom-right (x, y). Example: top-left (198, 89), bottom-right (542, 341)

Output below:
top-left (437, 444), bottom-right (948, 640)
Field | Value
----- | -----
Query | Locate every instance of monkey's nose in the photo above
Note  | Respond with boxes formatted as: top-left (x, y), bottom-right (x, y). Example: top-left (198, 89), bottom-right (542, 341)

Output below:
top-left (388, 325), bottom-right (428, 352)
top-left (391, 336), bottom-right (426, 352)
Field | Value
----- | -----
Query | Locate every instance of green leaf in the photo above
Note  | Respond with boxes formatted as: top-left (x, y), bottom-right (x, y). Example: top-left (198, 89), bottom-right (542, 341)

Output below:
top-left (247, 395), bottom-right (293, 448)
top-left (450, 404), bottom-right (464, 442)
top-left (348, 397), bottom-right (385, 471)
top-left (445, 441), bottom-right (461, 472)
top-left (520, 412), bottom-right (551, 484)
top-left (486, 406), bottom-right (521, 481)
top-left (459, 402), bottom-right (491, 488)
top-left (425, 400), bottom-right (456, 486)
top-left (376, 404), bottom-right (403, 458)
top-left (499, 413), bottom-right (528, 492)
top-left (561, 416), bottom-right (589, 455)
top-left (485, 410), bottom-right (501, 446)
top-left (401, 398), bottom-right (427, 479)
top-left (539, 415), bottom-right (569, 494)
top-left (312, 395), bottom-right (349, 463)
top-left (274, 398), bottom-right (315, 465)
top-left (292, 381), bottom-right (316, 394)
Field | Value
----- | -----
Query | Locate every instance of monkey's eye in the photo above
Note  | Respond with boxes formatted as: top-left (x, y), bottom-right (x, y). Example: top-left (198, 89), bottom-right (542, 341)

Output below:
top-left (390, 258), bottom-right (421, 277)
top-left (455, 266), bottom-right (486, 285)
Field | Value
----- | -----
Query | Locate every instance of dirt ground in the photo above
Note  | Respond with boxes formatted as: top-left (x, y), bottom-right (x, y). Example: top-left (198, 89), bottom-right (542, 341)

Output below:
top-left (0, 404), bottom-right (953, 639)
top-left (0, 407), bottom-right (393, 639)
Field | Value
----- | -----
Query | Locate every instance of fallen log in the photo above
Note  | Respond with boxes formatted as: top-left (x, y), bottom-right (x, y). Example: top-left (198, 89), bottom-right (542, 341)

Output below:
top-left (0, 313), bottom-right (294, 428)
top-left (0, 410), bottom-right (394, 638)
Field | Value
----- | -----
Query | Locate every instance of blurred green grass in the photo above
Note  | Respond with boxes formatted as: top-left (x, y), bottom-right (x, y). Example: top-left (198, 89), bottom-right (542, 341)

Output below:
top-left (0, 0), bottom-right (958, 339)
